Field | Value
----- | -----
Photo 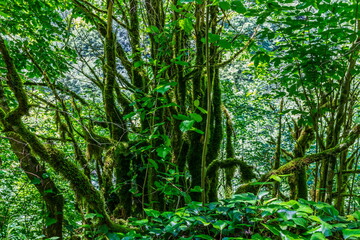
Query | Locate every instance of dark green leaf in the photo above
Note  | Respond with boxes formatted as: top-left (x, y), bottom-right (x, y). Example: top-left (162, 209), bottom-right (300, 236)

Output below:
top-left (45, 218), bottom-right (57, 226)
top-left (106, 232), bottom-right (121, 240)
top-left (231, 1), bottom-right (246, 13)
top-left (219, 2), bottom-right (231, 10)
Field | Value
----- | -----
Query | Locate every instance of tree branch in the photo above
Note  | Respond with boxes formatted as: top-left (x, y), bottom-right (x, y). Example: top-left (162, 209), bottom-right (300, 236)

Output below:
top-left (0, 36), bottom-right (29, 119)
top-left (236, 124), bottom-right (360, 193)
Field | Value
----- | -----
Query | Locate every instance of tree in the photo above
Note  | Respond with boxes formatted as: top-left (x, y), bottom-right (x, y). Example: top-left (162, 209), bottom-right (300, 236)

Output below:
top-left (1, 0), bottom-right (360, 238)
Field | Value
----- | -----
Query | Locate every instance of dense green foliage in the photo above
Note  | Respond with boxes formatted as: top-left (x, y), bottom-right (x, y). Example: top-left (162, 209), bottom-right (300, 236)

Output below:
top-left (127, 193), bottom-right (360, 240)
top-left (0, 0), bottom-right (360, 239)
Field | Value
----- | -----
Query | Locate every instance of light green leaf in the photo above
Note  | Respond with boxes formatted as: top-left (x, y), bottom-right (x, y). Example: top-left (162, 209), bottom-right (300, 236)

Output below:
top-left (178, 18), bottom-right (193, 33)
top-left (84, 213), bottom-right (97, 219)
top-left (155, 84), bottom-right (172, 94)
top-left (297, 204), bottom-right (313, 214)
top-left (133, 219), bottom-right (149, 225)
top-left (190, 186), bottom-right (203, 192)
top-left (270, 174), bottom-right (281, 182)
top-left (193, 216), bottom-right (211, 226)
top-left (343, 229), bottom-right (360, 239)
top-left (309, 215), bottom-right (322, 223)
top-left (190, 113), bottom-right (203, 122)
top-left (194, 99), bottom-right (200, 107)
top-left (180, 120), bottom-right (195, 132)
top-left (310, 232), bottom-right (326, 240)
top-left (194, 234), bottom-right (213, 240)
top-left (156, 146), bottom-right (170, 158)
top-left (249, 182), bottom-right (273, 185)
top-left (213, 220), bottom-right (228, 231)
top-left (123, 112), bottom-right (136, 119)
top-left (144, 208), bottom-right (161, 218)
top-left (292, 217), bottom-right (307, 228)
top-left (191, 127), bottom-right (204, 134)
top-left (196, 106), bottom-right (208, 114)
top-left (174, 60), bottom-right (189, 66)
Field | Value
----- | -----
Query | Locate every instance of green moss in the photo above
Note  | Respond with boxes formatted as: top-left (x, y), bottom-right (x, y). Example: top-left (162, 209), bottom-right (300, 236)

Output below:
top-left (11, 120), bottom-right (130, 232)
top-left (206, 68), bottom-right (222, 166)
top-left (114, 142), bottom-right (132, 218)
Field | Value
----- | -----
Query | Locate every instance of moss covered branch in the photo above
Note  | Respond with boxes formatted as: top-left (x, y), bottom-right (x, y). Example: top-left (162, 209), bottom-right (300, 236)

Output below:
top-left (5, 132), bottom-right (64, 239)
top-left (236, 124), bottom-right (360, 194)
top-left (12, 122), bottom-right (131, 232)
top-left (0, 36), bottom-right (29, 119)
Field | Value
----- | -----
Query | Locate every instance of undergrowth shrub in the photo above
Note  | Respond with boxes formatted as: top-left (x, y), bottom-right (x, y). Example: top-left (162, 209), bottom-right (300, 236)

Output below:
top-left (115, 192), bottom-right (360, 240)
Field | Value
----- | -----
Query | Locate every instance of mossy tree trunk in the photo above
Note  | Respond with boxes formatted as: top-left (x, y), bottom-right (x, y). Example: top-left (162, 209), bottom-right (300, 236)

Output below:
top-left (6, 132), bottom-right (65, 239)
top-left (288, 124), bottom-right (314, 200)
top-left (0, 35), bottom-right (130, 233)
top-left (1, 2), bottom-right (256, 235)
top-left (0, 73), bottom-right (64, 238)
top-left (71, 0), bottom-right (252, 207)
top-left (317, 37), bottom-right (358, 205)
top-left (0, 37), bottom-right (65, 238)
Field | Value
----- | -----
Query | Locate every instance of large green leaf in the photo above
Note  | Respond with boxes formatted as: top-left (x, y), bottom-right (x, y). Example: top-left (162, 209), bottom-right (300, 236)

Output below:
top-left (343, 229), bottom-right (360, 239)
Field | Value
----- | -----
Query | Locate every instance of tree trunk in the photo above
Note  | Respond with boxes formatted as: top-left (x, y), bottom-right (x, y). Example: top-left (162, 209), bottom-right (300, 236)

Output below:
top-left (6, 132), bottom-right (64, 239)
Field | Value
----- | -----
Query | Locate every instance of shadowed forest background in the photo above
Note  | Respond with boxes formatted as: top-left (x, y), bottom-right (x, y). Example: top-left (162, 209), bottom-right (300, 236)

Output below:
top-left (0, 0), bottom-right (360, 239)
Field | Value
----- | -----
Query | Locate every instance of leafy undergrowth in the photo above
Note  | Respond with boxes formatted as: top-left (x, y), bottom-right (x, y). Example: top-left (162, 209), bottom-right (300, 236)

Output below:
top-left (115, 193), bottom-right (360, 240)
